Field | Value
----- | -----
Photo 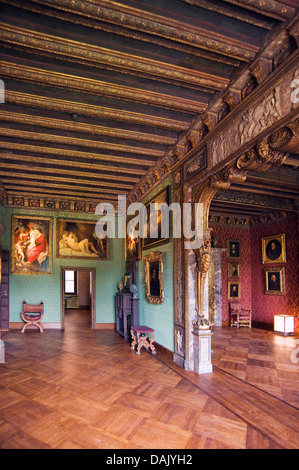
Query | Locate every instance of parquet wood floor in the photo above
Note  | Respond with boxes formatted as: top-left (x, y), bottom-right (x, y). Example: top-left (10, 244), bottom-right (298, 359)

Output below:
top-left (0, 309), bottom-right (298, 449)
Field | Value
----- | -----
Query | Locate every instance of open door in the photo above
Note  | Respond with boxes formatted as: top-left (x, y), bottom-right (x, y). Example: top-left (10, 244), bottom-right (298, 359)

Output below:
top-left (61, 267), bottom-right (95, 329)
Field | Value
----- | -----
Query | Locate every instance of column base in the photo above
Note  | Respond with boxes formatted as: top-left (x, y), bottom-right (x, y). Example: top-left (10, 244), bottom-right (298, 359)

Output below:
top-left (192, 328), bottom-right (213, 374)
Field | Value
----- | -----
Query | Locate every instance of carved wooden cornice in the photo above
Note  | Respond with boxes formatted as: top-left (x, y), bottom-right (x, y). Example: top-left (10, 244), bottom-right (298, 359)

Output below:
top-left (5, 91), bottom-right (189, 132)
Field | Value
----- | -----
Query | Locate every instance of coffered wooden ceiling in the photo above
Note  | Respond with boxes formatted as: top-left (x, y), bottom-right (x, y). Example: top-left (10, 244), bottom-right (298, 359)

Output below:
top-left (0, 0), bottom-right (298, 216)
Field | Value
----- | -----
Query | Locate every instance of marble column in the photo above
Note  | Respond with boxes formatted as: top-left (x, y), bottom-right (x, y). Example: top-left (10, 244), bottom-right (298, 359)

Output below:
top-left (209, 248), bottom-right (226, 326)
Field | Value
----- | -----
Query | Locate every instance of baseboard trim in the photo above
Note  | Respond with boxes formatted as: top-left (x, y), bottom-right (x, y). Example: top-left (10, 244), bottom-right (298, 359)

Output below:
top-left (95, 323), bottom-right (115, 330)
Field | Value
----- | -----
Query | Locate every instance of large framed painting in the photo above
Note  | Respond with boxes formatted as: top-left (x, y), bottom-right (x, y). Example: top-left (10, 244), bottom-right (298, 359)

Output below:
top-left (142, 187), bottom-right (170, 251)
top-left (12, 215), bottom-right (52, 275)
top-left (144, 251), bottom-right (164, 304)
top-left (125, 215), bottom-right (141, 262)
top-left (265, 267), bottom-right (285, 295)
top-left (57, 219), bottom-right (109, 260)
top-left (262, 233), bottom-right (286, 264)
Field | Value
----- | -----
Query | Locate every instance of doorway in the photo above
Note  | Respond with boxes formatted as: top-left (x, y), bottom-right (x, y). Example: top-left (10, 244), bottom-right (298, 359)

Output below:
top-left (60, 267), bottom-right (96, 329)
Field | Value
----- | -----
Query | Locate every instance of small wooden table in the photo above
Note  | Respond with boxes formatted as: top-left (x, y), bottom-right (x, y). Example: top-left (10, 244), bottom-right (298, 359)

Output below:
top-left (130, 326), bottom-right (156, 355)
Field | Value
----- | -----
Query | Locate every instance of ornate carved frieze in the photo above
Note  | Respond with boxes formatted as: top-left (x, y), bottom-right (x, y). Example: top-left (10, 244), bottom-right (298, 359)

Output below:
top-left (183, 146), bottom-right (207, 181)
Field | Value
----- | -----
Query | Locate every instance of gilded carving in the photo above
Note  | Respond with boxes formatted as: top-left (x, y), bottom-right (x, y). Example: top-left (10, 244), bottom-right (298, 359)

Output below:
top-left (269, 119), bottom-right (299, 152)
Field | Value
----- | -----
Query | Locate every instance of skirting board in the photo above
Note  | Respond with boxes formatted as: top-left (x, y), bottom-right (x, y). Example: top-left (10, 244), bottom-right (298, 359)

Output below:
top-left (10, 322), bottom-right (116, 330)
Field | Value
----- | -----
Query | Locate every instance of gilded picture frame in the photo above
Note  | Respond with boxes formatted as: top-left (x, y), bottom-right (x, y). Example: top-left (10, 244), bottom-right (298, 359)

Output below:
top-left (227, 239), bottom-right (240, 259)
top-left (125, 215), bottom-right (141, 262)
top-left (262, 233), bottom-right (286, 264)
top-left (265, 267), bottom-right (285, 295)
top-left (228, 281), bottom-right (241, 300)
top-left (57, 219), bottom-right (109, 260)
top-left (12, 215), bottom-right (52, 275)
top-left (228, 262), bottom-right (240, 279)
top-left (142, 187), bottom-right (170, 251)
top-left (144, 251), bottom-right (164, 304)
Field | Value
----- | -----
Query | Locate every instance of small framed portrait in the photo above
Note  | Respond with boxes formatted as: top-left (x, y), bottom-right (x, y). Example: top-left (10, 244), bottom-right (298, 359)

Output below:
top-left (228, 281), bottom-right (241, 300)
top-left (262, 234), bottom-right (286, 264)
top-left (265, 267), bottom-right (285, 295)
top-left (227, 239), bottom-right (240, 259)
top-left (144, 251), bottom-right (164, 304)
top-left (228, 262), bottom-right (240, 279)
top-left (125, 216), bottom-right (141, 262)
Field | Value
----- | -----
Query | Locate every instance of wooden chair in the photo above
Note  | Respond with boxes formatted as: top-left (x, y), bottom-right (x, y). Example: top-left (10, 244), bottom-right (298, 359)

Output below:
top-left (229, 302), bottom-right (252, 328)
top-left (21, 301), bottom-right (44, 333)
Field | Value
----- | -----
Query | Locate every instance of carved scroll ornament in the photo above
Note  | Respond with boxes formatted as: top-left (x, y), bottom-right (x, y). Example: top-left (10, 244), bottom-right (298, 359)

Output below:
top-left (237, 137), bottom-right (287, 172)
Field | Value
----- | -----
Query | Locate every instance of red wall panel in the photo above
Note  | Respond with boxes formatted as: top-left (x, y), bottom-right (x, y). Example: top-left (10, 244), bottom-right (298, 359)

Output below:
top-left (211, 214), bottom-right (299, 328)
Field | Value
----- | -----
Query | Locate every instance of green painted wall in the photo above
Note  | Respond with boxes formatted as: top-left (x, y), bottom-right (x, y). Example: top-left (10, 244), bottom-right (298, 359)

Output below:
top-left (0, 205), bottom-right (124, 325)
top-left (0, 178), bottom-right (175, 352)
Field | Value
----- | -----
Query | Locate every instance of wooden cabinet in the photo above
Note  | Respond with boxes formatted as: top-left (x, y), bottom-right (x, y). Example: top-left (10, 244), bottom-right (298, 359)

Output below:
top-left (115, 292), bottom-right (139, 340)
top-left (0, 250), bottom-right (9, 331)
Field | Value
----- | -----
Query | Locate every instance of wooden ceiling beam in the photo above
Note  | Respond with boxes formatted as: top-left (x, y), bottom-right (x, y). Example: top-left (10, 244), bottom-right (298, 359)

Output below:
top-left (5, 90), bottom-right (190, 132)
top-left (0, 111), bottom-right (176, 146)
top-left (20, 0), bottom-right (258, 61)
top-left (0, 128), bottom-right (163, 159)
top-left (0, 26), bottom-right (229, 93)
top-left (0, 152), bottom-right (150, 175)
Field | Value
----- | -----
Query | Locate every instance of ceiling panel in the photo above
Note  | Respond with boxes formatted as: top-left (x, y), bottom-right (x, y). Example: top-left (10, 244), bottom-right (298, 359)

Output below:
top-left (0, 0), bottom-right (297, 213)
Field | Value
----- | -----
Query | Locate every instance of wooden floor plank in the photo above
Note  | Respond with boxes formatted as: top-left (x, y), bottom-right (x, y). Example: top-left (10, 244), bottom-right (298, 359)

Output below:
top-left (0, 309), bottom-right (298, 449)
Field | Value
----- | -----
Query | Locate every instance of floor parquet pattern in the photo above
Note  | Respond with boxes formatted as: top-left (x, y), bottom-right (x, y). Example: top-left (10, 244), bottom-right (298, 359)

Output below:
top-left (0, 310), bottom-right (298, 449)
